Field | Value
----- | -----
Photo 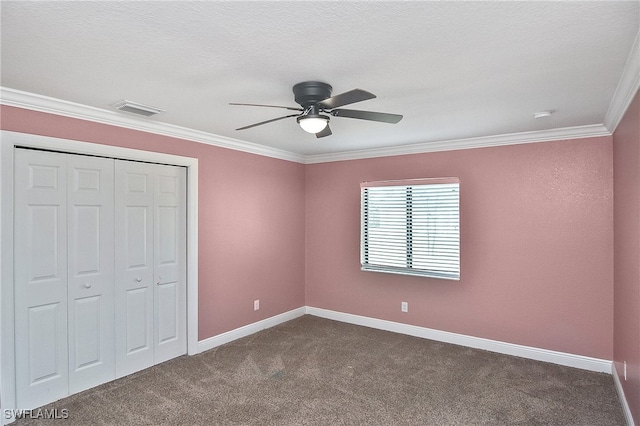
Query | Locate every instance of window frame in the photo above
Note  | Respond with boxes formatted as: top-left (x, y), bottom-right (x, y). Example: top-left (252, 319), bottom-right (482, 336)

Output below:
top-left (360, 178), bottom-right (460, 280)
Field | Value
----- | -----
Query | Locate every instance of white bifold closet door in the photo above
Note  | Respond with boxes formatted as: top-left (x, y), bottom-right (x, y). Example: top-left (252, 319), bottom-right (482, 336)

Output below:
top-left (66, 154), bottom-right (116, 394)
top-left (14, 150), bottom-right (115, 408)
top-left (114, 160), bottom-right (187, 378)
top-left (14, 149), bottom-right (186, 410)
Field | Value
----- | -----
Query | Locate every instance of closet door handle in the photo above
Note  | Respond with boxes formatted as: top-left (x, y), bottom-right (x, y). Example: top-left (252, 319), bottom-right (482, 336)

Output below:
top-left (84, 283), bottom-right (92, 289)
top-left (135, 277), bottom-right (142, 282)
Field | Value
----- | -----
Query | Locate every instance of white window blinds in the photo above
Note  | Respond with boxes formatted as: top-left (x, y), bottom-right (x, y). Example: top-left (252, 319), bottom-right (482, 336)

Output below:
top-left (361, 178), bottom-right (460, 280)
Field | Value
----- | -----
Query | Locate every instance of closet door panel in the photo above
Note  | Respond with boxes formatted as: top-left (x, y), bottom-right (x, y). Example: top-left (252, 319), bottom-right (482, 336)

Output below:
top-left (14, 149), bottom-right (69, 409)
top-left (14, 147), bottom-right (189, 410)
top-left (153, 165), bottom-right (187, 364)
top-left (115, 161), bottom-right (155, 378)
top-left (67, 155), bottom-right (115, 394)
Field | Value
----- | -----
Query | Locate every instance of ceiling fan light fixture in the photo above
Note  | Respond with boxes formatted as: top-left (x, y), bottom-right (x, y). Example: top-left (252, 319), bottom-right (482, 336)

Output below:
top-left (297, 115), bottom-right (329, 134)
top-left (231, 81), bottom-right (403, 136)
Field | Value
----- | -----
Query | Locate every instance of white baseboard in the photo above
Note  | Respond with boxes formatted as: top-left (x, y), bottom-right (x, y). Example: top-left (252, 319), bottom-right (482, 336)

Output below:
top-left (305, 306), bottom-right (612, 374)
top-left (612, 362), bottom-right (636, 426)
top-left (196, 305), bottom-right (612, 373)
top-left (196, 307), bottom-right (306, 353)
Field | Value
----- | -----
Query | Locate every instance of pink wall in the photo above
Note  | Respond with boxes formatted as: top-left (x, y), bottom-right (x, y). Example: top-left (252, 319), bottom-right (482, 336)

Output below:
top-left (305, 137), bottom-right (614, 359)
top-left (1, 105), bottom-right (619, 363)
top-left (0, 106), bottom-right (306, 340)
top-left (613, 90), bottom-right (640, 423)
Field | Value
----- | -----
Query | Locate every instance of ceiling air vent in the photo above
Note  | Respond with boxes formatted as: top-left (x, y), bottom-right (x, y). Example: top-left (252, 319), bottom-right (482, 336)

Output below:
top-left (113, 100), bottom-right (164, 117)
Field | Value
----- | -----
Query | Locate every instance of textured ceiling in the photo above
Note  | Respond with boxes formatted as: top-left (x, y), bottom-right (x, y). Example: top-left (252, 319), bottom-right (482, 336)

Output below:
top-left (1, 1), bottom-right (639, 157)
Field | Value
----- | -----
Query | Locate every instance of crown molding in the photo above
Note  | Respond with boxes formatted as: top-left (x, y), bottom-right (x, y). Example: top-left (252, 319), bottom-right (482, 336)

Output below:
top-left (1, 87), bottom-right (614, 165)
top-left (303, 124), bottom-right (611, 164)
top-left (0, 87), bottom-right (306, 163)
top-left (604, 30), bottom-right (640, 133)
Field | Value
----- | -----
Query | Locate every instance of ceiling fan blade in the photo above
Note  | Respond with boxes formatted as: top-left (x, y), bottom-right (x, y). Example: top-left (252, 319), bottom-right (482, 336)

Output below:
top-left (315, 124), bottom-right (332, 138)
top-left (331, 109), bottom-right (403, 124)
top-left (318, 89), bottom-right (376, 109)
top-left (230, 103), bottom-right (303, 112)
top-left (235, 114), bottom-right (300, 131)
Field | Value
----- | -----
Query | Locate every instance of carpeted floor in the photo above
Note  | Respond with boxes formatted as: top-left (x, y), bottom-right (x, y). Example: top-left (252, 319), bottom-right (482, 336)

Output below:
top-left (13, 315), bottom-right (625, 425)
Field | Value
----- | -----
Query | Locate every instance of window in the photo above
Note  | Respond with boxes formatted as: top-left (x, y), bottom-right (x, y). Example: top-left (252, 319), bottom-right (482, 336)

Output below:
top-left (361, 178), bottom-right (460, 280)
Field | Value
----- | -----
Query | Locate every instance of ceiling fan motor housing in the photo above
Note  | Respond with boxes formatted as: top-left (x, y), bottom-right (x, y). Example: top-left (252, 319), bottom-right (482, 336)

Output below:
top-left (293, 81), bottom-right (332, 107)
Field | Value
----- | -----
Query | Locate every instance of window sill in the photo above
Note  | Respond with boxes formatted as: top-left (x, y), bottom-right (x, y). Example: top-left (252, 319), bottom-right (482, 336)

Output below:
top-left (361, 265), bottom-right (460, 281)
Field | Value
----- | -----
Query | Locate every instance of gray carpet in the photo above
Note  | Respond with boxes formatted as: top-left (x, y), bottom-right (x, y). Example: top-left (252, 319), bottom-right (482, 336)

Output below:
top-left (14, 315), bottom-right (624, 425)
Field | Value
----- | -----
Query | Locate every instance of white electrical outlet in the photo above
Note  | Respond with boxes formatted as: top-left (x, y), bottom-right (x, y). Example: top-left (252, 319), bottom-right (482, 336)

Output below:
top-left (624, 361), bottom-right (627, 380)
top-left (401, 301), bottom-right (408, 312)
top-left (254, 299), bottom-right (259, 311)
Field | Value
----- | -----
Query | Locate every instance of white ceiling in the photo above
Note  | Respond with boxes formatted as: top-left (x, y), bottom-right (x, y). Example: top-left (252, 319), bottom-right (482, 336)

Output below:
top-left (1, 1), bottom-right (639, 160)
